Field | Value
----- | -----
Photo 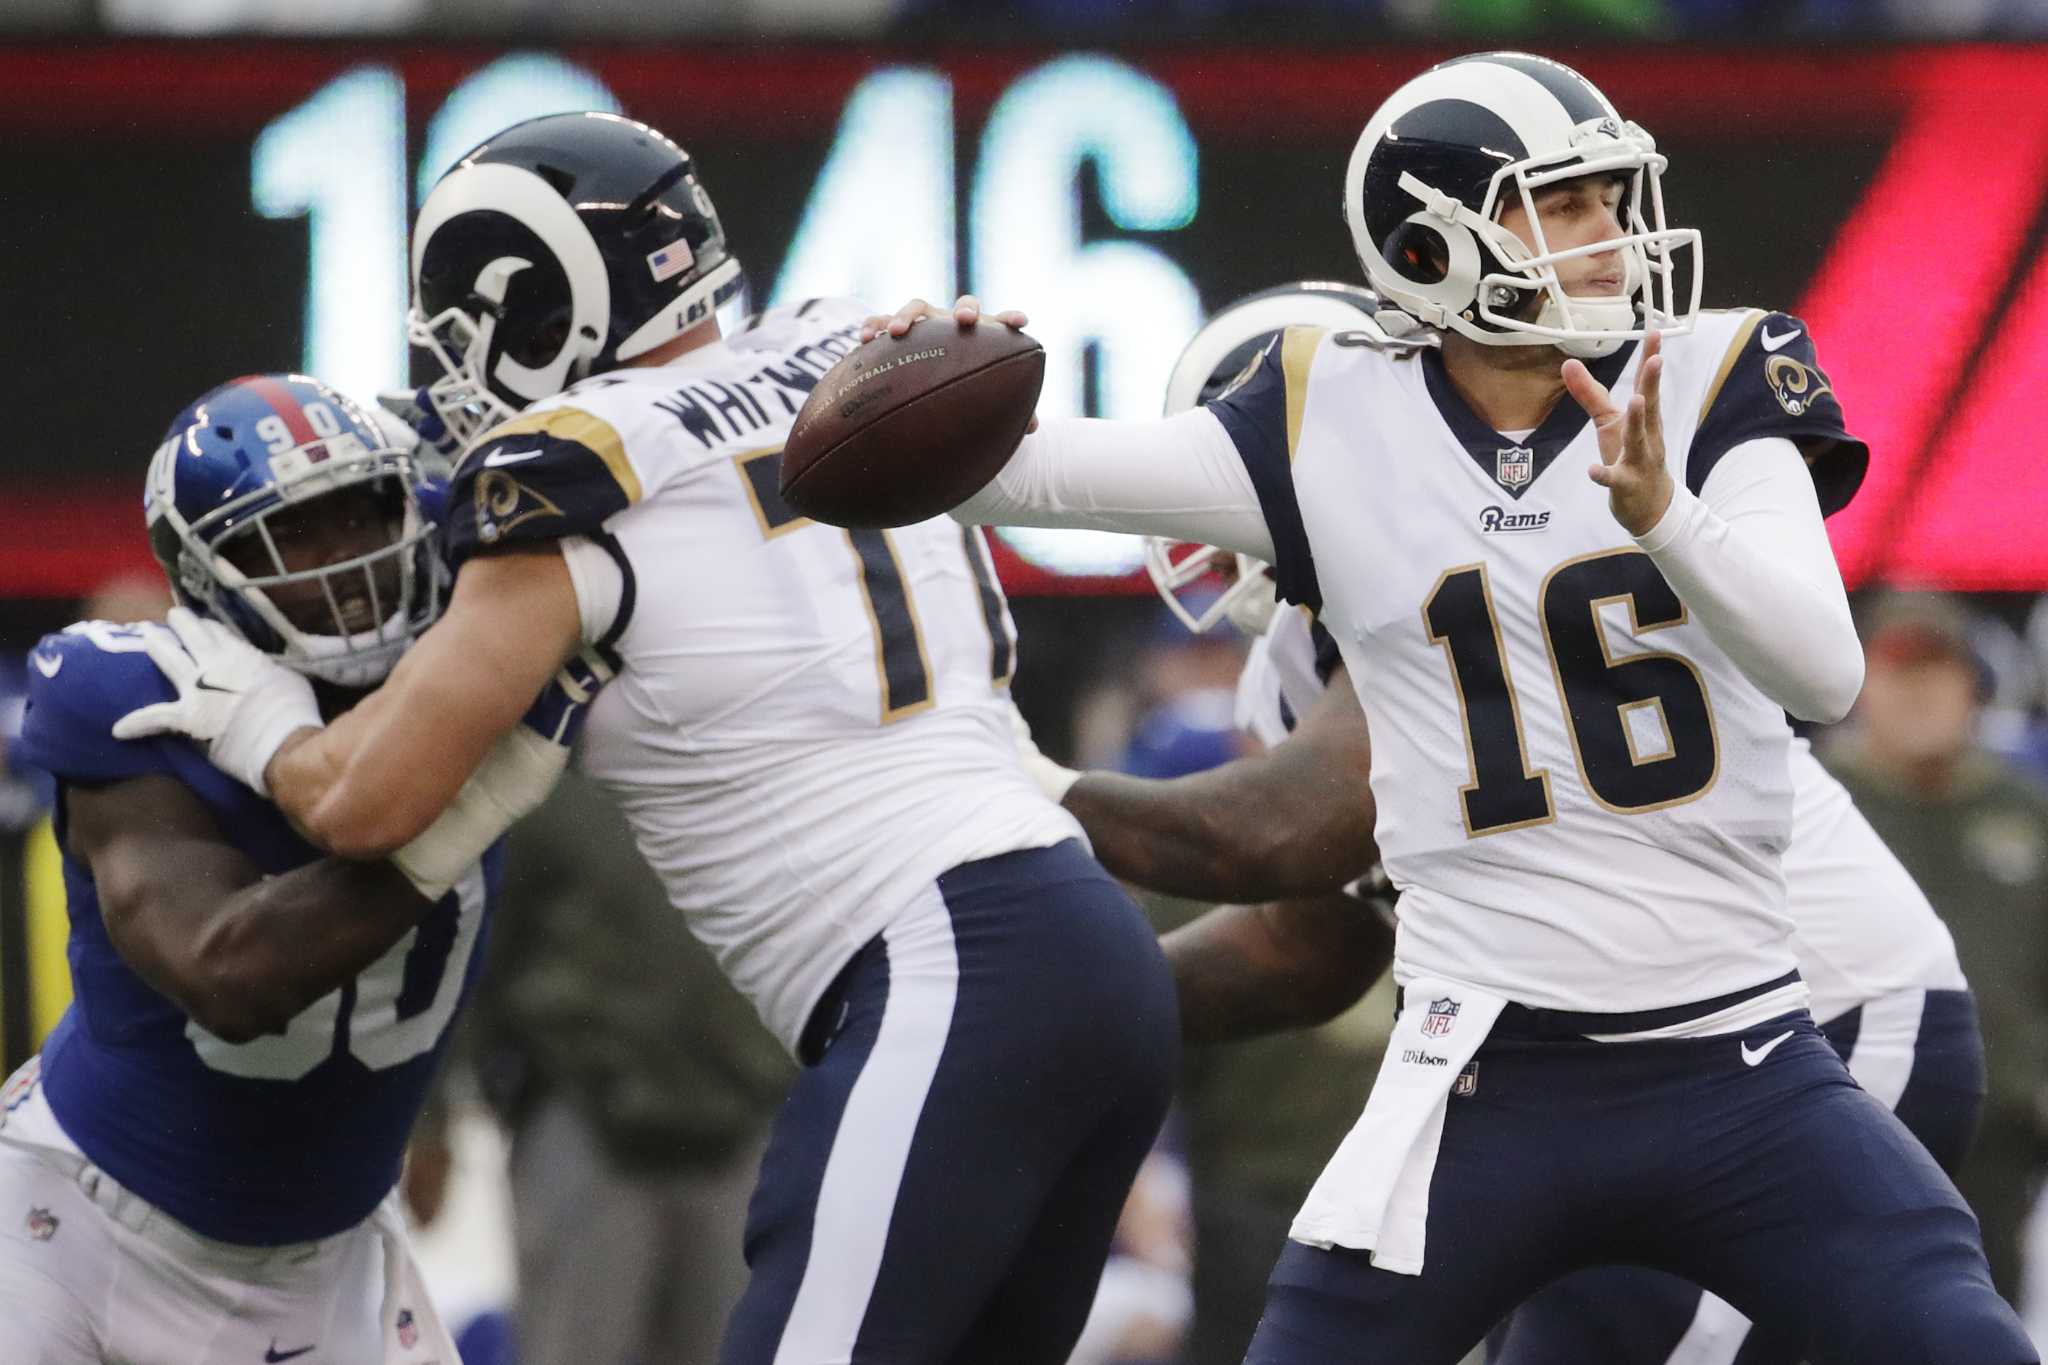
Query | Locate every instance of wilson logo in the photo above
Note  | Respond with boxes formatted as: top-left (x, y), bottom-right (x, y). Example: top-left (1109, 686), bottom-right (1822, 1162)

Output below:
top-left (1479, 506), bottom-right (1551, 534)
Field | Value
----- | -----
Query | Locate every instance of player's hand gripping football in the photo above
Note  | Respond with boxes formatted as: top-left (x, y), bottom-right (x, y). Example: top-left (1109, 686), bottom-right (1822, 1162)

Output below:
top-left (1563, 329), bottom-right (1673, 538)
top-left (110, 608), bottom-right (322, 796)
top-left (859, 293), bottom-right (1030, 343)
top-left (858, 295), bottom-right (1040, 436)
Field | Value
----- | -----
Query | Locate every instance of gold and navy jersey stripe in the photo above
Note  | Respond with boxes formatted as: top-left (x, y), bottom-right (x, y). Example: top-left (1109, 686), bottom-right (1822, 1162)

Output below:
top-left (1207, 326), bottom-right (1325, 612)
top-left (445, 407), bottom-right (640, 565)
top-left (1691, 311), bottom-right (1868, 517)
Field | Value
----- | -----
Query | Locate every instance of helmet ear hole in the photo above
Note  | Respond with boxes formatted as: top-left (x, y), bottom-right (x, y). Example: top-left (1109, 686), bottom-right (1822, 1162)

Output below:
top-left (1384, 221), bottom-right (1452, 285)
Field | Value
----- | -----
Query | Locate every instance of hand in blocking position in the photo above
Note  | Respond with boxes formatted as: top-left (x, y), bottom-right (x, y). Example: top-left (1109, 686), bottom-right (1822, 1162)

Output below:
top-left (1564, 329), bottom-right (1672, 538)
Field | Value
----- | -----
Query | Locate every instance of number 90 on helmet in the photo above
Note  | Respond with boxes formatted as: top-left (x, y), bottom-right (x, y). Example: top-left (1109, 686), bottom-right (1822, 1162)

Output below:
top-left (144, 375), bottom-right (448, 689)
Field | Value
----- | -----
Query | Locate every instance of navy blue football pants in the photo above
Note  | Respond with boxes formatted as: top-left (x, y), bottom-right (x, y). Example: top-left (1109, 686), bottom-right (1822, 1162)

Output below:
top-left (1246, 1005), bottom-right (2033, 1365)
top-left (1487, 988), bottom-right (1992, 1365)
top-left (718, 840), bottom-right (1179, 1365)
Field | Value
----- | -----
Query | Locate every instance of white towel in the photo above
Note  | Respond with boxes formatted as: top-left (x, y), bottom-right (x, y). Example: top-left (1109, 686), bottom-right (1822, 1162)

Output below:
top-left (1289, 977), bottom-right (1506, 1275)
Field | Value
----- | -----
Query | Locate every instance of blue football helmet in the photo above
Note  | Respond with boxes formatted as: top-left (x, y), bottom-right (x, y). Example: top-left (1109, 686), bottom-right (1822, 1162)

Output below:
top-left (145, 375), bottom-right (448, 688)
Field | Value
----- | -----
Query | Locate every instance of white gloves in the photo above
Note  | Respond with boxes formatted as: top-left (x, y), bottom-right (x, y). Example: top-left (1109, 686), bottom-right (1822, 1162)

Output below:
top-left (111, 609), bottom-right (322, 796)
top-left (1009, 701), bottom-right (1083, 804)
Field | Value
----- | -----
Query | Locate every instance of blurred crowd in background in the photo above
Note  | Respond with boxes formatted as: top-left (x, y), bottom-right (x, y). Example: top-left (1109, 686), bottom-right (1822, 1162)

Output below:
top-left (3, 0), bottom-right (2048, 38)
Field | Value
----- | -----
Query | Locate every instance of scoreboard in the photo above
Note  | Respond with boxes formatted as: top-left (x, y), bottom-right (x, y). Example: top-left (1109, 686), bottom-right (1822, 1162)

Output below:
top-left (7, 43), bottom-right (2048, 593)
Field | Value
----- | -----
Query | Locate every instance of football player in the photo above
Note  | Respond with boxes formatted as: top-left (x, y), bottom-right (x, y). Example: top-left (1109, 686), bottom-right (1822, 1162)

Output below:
top-left (1044, 293), bottom-right (1984, 1364)
top-left (0, 375), bottom-right (573, 1363)
top-left (872, 51), bottom-right (2033, 1364)
top-left (116, 114), bottom-right (1176, 1365)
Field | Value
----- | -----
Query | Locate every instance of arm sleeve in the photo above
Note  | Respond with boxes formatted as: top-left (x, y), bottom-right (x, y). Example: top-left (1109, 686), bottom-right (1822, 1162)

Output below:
top-left (952, 408), bottom-right (1275, 562)
top-left (1634, 436), bottom-right (1862, 722)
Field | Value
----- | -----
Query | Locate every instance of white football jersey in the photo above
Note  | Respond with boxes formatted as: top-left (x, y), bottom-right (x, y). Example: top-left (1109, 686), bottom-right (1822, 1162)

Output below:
top-left (1240, 608), bottom-right (1964, 1022)
top-left (1208, 309), bottom-right (1868, 1012)
top-left (448, 298), bottom-right (1081, 1050)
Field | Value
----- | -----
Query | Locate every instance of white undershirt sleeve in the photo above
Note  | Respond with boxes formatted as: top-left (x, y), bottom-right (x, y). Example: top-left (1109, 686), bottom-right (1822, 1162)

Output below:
top-left (951, 409), bottom-right (1276, 561)
top-left (558, 534), bottom-right (625, 648)
top-left (1633, 437), bottom-right (1863, 722)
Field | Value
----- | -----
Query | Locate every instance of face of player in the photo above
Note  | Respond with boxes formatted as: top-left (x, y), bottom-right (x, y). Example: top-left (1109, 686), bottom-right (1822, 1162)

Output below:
top-left (1859, 651), bottom-right (1980, 771)
top-left (1496, 173), bottom-right (1628, 298)
top-left (222, 485), bottom-right (405, 637)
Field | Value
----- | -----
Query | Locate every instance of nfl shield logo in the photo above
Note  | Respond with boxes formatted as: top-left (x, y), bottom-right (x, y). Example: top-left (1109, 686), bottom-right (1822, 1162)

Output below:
top-left (26, 1207), bottom-right (58, 1241)
top-left (1495, 446), bottom-right (1533, 491)
top-left (1423, 997), bottom-right (1461, 1038)
top-left (1454, 1062), bottom-right (1479, 1097)
top-left (396, 1308), bottom-right (418, 1350)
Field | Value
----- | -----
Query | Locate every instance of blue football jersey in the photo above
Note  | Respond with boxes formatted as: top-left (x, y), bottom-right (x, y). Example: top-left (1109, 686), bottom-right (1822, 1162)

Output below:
top-left (10, 621), bottom-right (497, 1246)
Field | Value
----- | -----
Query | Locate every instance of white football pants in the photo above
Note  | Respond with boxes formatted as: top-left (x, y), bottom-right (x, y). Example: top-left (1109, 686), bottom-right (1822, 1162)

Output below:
top-left (0, 1070), bottom-right (458, 1365)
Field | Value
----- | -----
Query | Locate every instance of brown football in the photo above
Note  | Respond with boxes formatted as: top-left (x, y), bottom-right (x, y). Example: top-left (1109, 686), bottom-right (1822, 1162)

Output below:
top-left (779, 320), bottom-right (1045, 528)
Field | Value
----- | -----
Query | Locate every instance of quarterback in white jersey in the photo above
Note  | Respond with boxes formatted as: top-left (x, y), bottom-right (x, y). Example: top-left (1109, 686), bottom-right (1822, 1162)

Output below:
top-left (873, 51), bottom-right (2031, 1365)
top-left (117, 113), bottom-right (1177, 1365)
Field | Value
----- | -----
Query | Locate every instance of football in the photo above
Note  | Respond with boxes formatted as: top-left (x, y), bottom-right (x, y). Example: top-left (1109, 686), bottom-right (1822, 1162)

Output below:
top-left (779, 319), bottom-right (1045, 528)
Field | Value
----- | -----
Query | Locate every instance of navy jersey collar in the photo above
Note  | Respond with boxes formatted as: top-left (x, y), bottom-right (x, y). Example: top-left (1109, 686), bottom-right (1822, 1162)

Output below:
top-left (1421, 339), bottom-right (1638, 500)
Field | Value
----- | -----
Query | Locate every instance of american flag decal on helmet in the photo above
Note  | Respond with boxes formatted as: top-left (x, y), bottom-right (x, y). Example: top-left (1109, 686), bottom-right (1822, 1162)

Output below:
top-left (647, 239), bottom-right (696, 283)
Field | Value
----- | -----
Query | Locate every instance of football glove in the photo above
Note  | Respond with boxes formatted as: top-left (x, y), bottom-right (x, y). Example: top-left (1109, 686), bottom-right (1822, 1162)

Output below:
top-left (111, 609), bottom-right (322, 797)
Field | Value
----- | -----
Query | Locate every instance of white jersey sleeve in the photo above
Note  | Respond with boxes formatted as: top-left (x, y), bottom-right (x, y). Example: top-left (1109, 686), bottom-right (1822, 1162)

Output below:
top-left (953, 407), bottom-right (1273, 560)
top-left (1634, 438), bottom-right (1861, 723)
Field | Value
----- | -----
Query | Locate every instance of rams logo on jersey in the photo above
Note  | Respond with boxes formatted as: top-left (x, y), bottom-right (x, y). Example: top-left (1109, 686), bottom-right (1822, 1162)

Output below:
top-left (1765, 354), bottom-right (1833, 418)
top-left (474, 470), bottom-right (564, 544)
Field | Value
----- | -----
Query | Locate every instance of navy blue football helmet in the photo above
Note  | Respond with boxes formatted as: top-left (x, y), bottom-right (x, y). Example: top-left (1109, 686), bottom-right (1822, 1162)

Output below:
top-left (145, 375), bottom-right (448, 687)
top-left (1344, 52), bottom-right (1701, 358)
top-left (407, 111), bottom-right (745, 453)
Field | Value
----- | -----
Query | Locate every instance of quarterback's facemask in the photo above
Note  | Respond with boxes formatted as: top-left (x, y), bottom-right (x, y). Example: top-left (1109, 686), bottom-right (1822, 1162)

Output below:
top-left (1144, 282), bottom-right (1397, 636)
top-left (1346, 51), bottom-right (1702, 359)
top-left (147, 376), bottom-right (448, 689)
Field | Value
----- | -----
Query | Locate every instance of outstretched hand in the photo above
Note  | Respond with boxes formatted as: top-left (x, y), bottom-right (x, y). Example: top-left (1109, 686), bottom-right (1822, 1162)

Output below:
top-left (859, 294), bottom-right (1030, 343)
top-left (1564, 330), bottom-right (1672, 538)
top-left (109, 608), bottom-right (323, 796)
